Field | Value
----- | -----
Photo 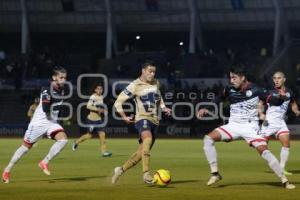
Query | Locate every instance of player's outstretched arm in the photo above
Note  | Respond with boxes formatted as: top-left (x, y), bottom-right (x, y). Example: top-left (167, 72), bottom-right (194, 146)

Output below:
top-left (114, 86), bottom-right (135, 124)
top-left (291, 100), bottom-right (300, 117)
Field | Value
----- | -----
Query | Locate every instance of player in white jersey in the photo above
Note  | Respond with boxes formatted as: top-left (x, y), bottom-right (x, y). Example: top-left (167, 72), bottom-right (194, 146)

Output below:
top-left (259, 71), bottom-right (300, 176)
top-left (2, 67), bottom-right (69, 183)
top-left (198, 66), bottom-right (295, 189)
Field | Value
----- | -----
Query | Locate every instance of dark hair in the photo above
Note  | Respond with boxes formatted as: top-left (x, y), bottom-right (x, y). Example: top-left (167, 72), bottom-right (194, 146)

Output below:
top-left (229, 64), bottom-right (248, 77)
top-left (91, 83), bottom-right (103, 94)
top-left (141, 59), bottom-right (156, 69)
top-left (52, 66), bottom-right (67, 76)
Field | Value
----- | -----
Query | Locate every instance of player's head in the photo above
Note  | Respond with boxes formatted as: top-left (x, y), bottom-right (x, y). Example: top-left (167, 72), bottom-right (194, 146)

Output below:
top-left (229, 65), bottom-right (248, 89)
top-left (93, 84), bottom-right (103, 95)
top-left (272, 71), bottom-right (286, 88)
top-left (141, 60), bottom-right (156, 83)
top-left (52, 66), bottom-right (67, 87)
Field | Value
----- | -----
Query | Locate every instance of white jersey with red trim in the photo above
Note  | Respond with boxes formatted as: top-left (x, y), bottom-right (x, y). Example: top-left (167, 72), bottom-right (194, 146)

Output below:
top-left (23, 83), bottom-right (65, 144)
top-left (265, 88), bottom-right (294, 123)
top-left (221, 83), bottom-right (285, 124)
top-left (30, 84), bottom-right (64, 124)
top-left (224, 83), bottom-right (269, 124)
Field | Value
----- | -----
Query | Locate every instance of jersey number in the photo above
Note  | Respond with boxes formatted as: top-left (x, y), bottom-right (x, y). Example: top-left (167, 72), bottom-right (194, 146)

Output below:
top-left (140, 93), bottom-right (160, 113)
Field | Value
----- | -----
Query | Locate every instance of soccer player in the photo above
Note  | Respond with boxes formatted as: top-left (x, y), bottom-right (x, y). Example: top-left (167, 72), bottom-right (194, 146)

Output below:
top-left (2, 67), bottom-right (69, 183)
top-left (72, 84), bottom-right (112, 157)
top-left (198, 66), bottom-right (295, 189)
top-left (27, 97), bottom-right (40, 120)
top-left (259, 71), bottom-right (300, 175)
top-left (112, 60), bottom-right (171, 184)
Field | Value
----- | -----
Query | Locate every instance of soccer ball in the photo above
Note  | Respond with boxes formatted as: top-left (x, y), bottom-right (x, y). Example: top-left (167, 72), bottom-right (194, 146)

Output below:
top-left (153, 169), bottom-right (171, 187)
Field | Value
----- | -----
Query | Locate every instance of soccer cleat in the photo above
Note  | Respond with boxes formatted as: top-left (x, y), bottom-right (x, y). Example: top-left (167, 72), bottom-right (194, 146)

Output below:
top-left (102, 151), bottom-right (112, 157)
top-left (2, 171), bottom-right (10, 183)
top-left (283, 169), bottom-right (293, 176)
top-left (207, 173), bottom-right (222, 186)
top-left (38, 161), bottom-right (51, 176)
top-left (143, 171), bottom-right (154, 185)
top-left (72, 141), bottom-right (78, 151)
top-left (112, 167), bottom-right (123, 184)
top-left (283, 181), bottom-right (296, 189)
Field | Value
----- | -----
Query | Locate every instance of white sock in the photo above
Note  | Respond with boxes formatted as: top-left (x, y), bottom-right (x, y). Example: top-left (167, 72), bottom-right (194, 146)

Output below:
top-left (203, 135), bottom-right (218, 173)
top-left (5, 145), bottom-right (29, 172)
top-left (42, 139), bottom-right (68, 164)
top-left (280, 147), bottom-right (289, 169)
top-left (261, 150), bottom-right (285, 180)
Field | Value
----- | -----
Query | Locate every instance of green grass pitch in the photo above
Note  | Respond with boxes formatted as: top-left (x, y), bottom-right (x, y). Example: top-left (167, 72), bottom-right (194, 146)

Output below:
top-left (0, 138), bottom-right (300, 200)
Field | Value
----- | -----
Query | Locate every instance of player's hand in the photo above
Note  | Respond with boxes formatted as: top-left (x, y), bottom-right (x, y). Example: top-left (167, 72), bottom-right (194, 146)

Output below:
top-left (98, 108), bottom-right (107, 114)
top-left (122, 115), bottom-right (135, 124)
top-left (162, 107), bottom-right (172, 116)
top-left (295, 110), bottom-right (300, 117)
top-left (197, 108), bottom-right (209, 118)
top-left (278, 89), bottom-right (287, 99)
top-left (97, 108), bottom-right (106, 114)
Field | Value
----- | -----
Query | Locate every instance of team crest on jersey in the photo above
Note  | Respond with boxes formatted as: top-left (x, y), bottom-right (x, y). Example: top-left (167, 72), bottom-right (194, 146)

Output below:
top-left (246, 90), bottom-right (253, 97)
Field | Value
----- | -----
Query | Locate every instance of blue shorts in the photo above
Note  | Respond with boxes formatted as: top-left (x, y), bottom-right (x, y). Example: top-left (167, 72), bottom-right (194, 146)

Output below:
top-left (135, 119), bottom-right (158, 145)
top-left (86, 119), bottom-right (104, 134)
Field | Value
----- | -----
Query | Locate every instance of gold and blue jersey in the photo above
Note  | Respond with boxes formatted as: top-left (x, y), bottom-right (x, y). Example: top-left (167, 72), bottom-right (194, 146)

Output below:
top-left (114, 78), bottom-right (165, 125)
top-left (87, 94), bottom-right (103, 121)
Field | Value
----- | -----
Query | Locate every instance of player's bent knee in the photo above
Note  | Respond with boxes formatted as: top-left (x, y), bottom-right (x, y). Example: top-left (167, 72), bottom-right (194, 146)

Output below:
top-left (54, 131), bottom-right (68, 140)
top-left (207, 130), bottom-right (222, 141)
top-left (141, 130), bottom-right (152, 139)
top-left (22, 143), bottom-right (33, 149)
top-left (256, 145), bottom-right (268, 155)
top-left (23, 142), bottom-right (33, 149)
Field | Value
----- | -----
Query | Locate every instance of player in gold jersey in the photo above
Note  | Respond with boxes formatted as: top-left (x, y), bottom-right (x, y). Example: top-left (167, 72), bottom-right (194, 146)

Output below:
top-left (72, 84), bottom-right (112, 157)
top-left (112, 60), bottom-right (171, 184)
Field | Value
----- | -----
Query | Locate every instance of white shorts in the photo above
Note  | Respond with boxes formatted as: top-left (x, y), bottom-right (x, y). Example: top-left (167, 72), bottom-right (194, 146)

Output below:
top-left (216, 121), bottom-right (267, 148)
top-left (260, 121), bottom-right (289, 139)
top-left (24, 120), bottom-right (64, 144)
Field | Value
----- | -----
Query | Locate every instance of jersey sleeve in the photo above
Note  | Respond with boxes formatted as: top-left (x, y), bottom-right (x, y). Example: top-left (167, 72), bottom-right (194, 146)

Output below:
top-left (114, 82), bottom-right (136, 113)
top-left (41, 89), bottom-right (51, 114)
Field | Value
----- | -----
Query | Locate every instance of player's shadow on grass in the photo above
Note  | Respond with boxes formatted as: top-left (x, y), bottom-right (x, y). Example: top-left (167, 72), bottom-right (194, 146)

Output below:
top-left (264, 170), bottom-right (300, 174)
top-left (217, 181), bottom-right (300, 188)
top-left (48, 175), bottom-right (107, 183)
top-left (288, 170), bottom-right (300, 174)
top-left (170, 180), bottom-right (200, 185)
top-left (24, 175), bottom-right (106, 183)
top-left (147, 180), bottom-right (199, 188)
top-left (107, 154), bottom-right (128, 158)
